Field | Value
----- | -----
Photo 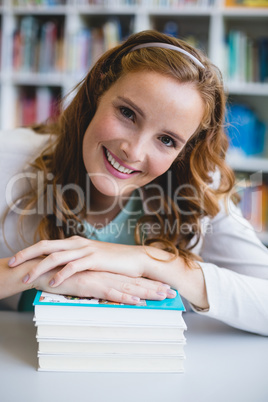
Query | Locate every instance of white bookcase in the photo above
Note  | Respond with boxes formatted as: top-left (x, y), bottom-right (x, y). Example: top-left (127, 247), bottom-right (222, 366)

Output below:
top-left (0, 0), bottom-right (268, 241)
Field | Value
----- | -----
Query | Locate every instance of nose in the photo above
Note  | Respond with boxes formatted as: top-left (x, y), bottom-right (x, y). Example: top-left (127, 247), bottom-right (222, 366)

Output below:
top-left (119, 135), bottom-right (147, 163)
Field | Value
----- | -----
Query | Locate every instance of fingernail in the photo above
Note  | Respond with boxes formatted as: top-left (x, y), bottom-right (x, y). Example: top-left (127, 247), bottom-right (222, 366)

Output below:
top-left (8, 257), bottom-right (15, 266)
top-left (157, 292), bottom-right (166, 297)
top-left (49, 279), bottom-right (55, 287)
top-left (167, 289), bottom-right (177, 297)
top-left (132, 296), bottom-right (140, 302)
top-left (162, 284), bottom-right (171, 289)
top-left (22, 274), bottom-right (30, 284)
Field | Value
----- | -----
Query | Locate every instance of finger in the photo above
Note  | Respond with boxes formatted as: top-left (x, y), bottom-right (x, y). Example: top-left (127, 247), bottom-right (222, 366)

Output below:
top-left (22, 247), bottom-right (91, 285)
top-left (115, 281), bottom-right (168, 301)
top-left (49, 254), bottom-right (99, 287)
top-left (85, 273), bottom-right (171, 301)
top-left (132, 277), bottom-right (171, 291)
top-left (108, 275), bottom-right (176, 300)
top-left (49, 252), bottom-right (141, 287)
top-left (96, 287), bottom-right (142, 306)
top-left (9, 236), bottom-right (87, 267)
top-left (103, 274), bottom-right (171, 294)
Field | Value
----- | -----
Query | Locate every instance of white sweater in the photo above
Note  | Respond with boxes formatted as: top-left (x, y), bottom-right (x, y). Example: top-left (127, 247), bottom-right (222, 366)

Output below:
top-left (1, 128), bottom-right (268, 335)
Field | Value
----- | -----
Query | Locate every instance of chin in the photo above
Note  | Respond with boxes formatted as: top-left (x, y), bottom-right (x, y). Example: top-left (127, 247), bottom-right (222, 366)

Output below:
top-left (90, 176), bottom-right (121, 197)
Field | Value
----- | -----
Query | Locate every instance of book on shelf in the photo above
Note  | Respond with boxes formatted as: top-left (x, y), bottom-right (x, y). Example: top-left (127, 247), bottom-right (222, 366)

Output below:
top-left (16, 87), bottom-right (61, 127)
top-left (67, 19), bottom-right (128, 75)
top-left (235, 173), bottom-right (268, 233)
top-left (225, 103), bottom-right (266, 157)
top-left (225, 0), bottom-right (268, 7)
top-left (12, 16), bottom-right (64, 74)
top-left (13, 0), bottom-right (66, 6)
top-left (33, 290), bottom-right (186, 372)
top-left (226, 30), bottom-right (268, 84)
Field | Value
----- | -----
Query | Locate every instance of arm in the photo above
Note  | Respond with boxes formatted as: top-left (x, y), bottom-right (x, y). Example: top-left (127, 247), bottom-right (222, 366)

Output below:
top-left (0, 258), bottom-right (39, 300)
top-left (8, 202), bottom-right (268, 334)
top-left (1, 255), bottom-right (173, 305)
top-left (191, 201), bottom-right (268, 336)
top-left (7, 237), bottom-right (208, 308)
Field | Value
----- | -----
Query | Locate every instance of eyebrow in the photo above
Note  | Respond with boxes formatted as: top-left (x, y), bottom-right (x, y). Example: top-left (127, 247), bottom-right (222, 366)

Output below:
top-left (117, 96), bottom-right (145, 118)
top-left (117, 96), bottom-right (187, 146)
top-left (164, 130), bottom-right (187, 146)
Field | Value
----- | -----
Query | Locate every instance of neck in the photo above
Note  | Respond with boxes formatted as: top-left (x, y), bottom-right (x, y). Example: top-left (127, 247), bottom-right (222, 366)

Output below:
top-left (86, 183), bottom-right (131, 225)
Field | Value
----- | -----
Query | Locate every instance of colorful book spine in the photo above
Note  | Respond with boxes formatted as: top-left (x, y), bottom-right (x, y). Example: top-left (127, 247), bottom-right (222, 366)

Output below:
top-left (225, 0), bottom-right (268, 7)
top-left (226, 29), bottom-right (268, 83)
top-left (236, 175), bottom-right (268, 233)
top-left (12, 16), bottom-right (64, 74)
top-left (225, 103), bottom-right (266, 156)
top-left (16, 86), bottom-right (61, 127)
top-left (13, 0), bottom-right (66, 5)
top-left (67, 19), bottom-right (129, 74)
top-left (76, 0), bottom-right (215, 6)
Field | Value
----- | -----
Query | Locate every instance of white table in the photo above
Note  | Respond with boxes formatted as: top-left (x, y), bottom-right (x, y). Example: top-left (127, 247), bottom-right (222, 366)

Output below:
top-left (0, 311), bottom-right (267, 402)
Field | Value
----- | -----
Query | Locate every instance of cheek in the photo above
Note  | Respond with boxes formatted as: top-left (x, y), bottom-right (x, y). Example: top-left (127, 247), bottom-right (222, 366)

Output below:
top-left (91, 113), bottom-right (122, 143)
top-left (148, 155), bottom-right (175, 178)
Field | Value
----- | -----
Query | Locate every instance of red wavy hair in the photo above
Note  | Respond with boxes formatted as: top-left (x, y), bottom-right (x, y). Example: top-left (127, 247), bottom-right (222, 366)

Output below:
top-left (13, 30), bottom-right (237, 263)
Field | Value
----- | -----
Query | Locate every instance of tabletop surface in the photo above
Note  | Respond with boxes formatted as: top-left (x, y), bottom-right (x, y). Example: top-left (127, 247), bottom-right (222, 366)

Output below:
top-left (0, 310), bottom-right (267, 402)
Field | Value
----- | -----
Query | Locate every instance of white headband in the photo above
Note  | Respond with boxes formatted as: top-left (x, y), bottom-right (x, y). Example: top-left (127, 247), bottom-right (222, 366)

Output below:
top-left (129, 42), bottom-right (205, 69)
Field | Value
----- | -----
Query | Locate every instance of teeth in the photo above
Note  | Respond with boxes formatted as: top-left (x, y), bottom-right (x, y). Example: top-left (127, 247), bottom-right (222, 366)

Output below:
top-left (106, 149), bottom-right (134, 174)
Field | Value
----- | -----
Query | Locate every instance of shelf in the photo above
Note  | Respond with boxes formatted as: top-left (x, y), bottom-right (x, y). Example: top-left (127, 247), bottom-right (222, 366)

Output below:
top-left (10, 6), bottom-right (68, 15)
top-left (75, 5), bottom-right (140, 15)
top-left (10, 73), bottom-right (66, 87)
top-left (147, 7), bottom-right (215, 16)
top-left (225, 83), bottom-right (268, 96)
top-left (227, 153), bottom-right (268, 173)
top-left (221, 7), bottom-right (268, 17)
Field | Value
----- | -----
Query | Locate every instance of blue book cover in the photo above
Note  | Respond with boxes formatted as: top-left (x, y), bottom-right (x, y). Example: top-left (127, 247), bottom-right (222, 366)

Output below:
top-left (33, 290), bottom-right (185, 312)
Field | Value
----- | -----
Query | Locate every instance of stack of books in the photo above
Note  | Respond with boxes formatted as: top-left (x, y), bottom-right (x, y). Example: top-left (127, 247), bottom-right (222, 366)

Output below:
top-left (33, 290), bottom-right (187, 373)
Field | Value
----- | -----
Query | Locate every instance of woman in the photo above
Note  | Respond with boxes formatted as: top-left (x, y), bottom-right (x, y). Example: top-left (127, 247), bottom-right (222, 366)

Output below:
top-left (1, 30), bottom-right (268, 335)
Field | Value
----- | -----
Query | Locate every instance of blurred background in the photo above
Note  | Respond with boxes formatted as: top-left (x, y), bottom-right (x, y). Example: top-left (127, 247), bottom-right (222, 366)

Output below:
top-left (0, 0), bottom-right (268, 243)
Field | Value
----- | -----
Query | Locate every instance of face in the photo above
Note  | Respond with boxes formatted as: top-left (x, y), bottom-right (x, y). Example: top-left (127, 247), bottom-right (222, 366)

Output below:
top-left (82, 70), bottom-right (204, 200)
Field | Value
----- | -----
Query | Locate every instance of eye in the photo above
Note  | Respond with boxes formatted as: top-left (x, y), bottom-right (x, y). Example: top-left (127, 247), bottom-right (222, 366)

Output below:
top-left (159, 135), bottom-right (176, 148)
top-left (120, 107), bottom-right (135, 121)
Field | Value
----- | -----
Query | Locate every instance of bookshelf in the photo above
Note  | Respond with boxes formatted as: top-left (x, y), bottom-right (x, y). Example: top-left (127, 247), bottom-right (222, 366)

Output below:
top-left (0, 0), bottom-right (268, 242)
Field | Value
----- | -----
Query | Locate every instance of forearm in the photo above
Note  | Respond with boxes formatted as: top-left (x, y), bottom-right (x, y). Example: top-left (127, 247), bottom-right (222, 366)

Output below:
top-left (0, 258), bottom-right (84, 300)
top-left (0, 257), bottom-right (87, 301)
top-left (142, 247), bottom-right (209, 309)
top-left (0, 257), bottom-right (35, 299)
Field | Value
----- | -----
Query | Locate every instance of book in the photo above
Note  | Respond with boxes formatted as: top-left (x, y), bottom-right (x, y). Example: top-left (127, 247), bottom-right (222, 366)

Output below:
top-left (33, 290), bottom-right (185, 326)
top-left (36, 324), bottom-right (186, 341)
top-left (37, 339), bottom-right (186, 355)
top-left (33, 290), bottom-right (187, 372)
top-left (37, 354), bottom-right (185, 373)
top-left (225, 103), bottom-right (266, 156)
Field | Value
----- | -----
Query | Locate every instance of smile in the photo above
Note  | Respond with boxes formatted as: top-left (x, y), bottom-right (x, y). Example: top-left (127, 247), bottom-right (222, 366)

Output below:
top-left (105, 149), bottom-right (134, 174)
top-left (103, 147), bottom-right (141, 180)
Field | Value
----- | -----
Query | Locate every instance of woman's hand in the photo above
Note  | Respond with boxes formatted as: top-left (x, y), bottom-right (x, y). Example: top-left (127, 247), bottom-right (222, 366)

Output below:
top-left (8, 236), bottom-right (176, 286)
top-left (7, 235), bottom-right (209, 309)
top-left (35, 269), bottom-right (174, 305)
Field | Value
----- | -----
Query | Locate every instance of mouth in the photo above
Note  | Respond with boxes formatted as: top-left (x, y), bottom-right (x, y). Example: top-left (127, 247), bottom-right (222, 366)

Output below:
top-left (103, 147), bottom-right (141, 178)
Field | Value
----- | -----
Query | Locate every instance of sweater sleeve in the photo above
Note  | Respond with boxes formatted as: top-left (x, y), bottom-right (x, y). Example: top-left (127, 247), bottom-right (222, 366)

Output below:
top-left (191, 201), bottom-right (268, 336)
top-left (0, 128), bottom-right (52, 258)
top-left (0, 128), bottom-right (52, 310)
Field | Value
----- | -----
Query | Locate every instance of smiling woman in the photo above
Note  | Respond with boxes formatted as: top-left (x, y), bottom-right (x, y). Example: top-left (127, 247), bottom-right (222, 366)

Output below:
top-left (1, 30), bottom-right (268, 336)
top-left (82, 71), bottom-right (203, 200)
